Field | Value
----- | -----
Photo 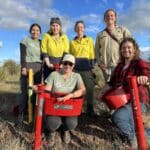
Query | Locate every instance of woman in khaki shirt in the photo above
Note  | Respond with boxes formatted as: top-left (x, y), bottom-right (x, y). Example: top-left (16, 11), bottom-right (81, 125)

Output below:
top-left (95, 9), bottom-right (131, 82)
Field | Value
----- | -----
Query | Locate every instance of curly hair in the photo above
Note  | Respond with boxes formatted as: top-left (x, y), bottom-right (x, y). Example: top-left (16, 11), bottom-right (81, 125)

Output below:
top-left (119, 37), bottom-right (140, 61)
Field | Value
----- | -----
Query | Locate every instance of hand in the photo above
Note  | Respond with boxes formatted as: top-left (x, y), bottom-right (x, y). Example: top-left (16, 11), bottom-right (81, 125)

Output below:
top-left (32, 85), bottom-right (38, 92)
top-left (137, 76), bottom-right (149, 85)
top-left (47, 63), bottom-right (54, 68)
top-left (98, 64), bottom-right (107, 71)
top-left (21, 68), bottom-right (27, 75)
top-left (57, 93), bottom-right (73, 102)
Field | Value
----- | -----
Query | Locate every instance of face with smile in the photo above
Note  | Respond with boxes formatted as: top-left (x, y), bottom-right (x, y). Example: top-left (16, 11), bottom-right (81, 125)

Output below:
top-left (51, 23), bottom-right (61, 35)
top-left (75, 22), bottom-right (84, 36)
top-left (30, 25), bottom-right (41, 40)
top-left (104, 10), bottom-right (116, 25)
top-left (62, 61), bottom-right (74, 74)
top-left (121, 41), bottom-right (136, 62)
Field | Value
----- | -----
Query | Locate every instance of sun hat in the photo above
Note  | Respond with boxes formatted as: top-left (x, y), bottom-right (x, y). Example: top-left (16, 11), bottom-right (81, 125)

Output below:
top-left (62, 54), bottom-right (75, 64)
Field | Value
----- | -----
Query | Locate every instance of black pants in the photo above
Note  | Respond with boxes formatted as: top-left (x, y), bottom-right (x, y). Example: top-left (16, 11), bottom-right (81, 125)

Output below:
top-left (19, 62), bottom-right (42, 114)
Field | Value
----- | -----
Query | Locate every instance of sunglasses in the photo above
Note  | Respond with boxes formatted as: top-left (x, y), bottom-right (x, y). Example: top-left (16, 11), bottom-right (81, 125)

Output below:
top-left (63, 61), bottom-right (74, 67)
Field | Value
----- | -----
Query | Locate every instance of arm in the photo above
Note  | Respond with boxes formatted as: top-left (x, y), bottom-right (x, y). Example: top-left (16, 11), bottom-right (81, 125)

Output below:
top-left (137, 60), bottom-right (150, 85)
top-left (63, 34), bottom-right (69, 53)
top-left (41, 34), bottom-right (54, 68)
top-left (57, 74), bottom-right (86, 102)
top-left (20, 43), bottom-right (27, 76)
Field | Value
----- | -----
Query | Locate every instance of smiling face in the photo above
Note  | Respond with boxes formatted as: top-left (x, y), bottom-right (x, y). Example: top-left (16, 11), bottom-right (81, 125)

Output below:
top-left (51, 23), bottom-right (61, 35)
top-left (104, 10), bottom-right (116, 25)
top-left (30, 25), bottom-right (41, 40)
top-left (62, 61), bottom-right (74, 74)
top-left (75, 22), bottom-right (85, 36)
top-left (121, 41), bottom-right (136, 62)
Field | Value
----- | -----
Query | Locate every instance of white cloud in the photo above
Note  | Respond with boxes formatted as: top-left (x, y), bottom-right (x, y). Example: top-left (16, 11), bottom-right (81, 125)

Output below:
top-left (0, 41), bottom-right (3, 47)
top-left (119, 0), bottom-right (150, 33)
top-left (79, 13), bottom-right (102, 34)
top-left (0, 0), bottom-right (72, 32)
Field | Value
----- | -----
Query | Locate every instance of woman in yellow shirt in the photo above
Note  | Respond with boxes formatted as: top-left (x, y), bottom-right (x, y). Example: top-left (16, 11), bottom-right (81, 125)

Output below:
top-left (70, 20), bottom-right (95, 116)
top-left (41, 17), bottom-right (69, 80)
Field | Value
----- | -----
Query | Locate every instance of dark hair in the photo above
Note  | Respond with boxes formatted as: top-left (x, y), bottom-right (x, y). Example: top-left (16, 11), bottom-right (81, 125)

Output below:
top-left (49, 17), bottom-right (63, 36)
top-left (104, 9), bottom-right (117, 24)
top-left (119, 37), bottom-right (140, 61)
top-left (50, 17), bottom-right (62, 26)
top-left (29, 23), bottom-right (41, 33)
top-left (74, 20), bottom-right (85, 32)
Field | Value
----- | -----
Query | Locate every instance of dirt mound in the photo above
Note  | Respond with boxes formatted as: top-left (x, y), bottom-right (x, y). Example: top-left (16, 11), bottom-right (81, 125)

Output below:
top-left (0, 91), bottom-right (125, 150)
top-left (0, 87), bottom-right (150, 150)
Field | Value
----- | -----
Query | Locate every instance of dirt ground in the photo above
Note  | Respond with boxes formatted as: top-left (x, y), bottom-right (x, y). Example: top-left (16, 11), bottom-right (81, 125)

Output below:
top-left (0, 81), bottom-right (150, 150)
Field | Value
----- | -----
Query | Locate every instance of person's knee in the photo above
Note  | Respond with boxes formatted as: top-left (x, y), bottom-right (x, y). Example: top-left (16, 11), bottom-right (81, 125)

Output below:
top-left (111, 110), bottom-right (125, 124)
top-left (64, 117), bottom-right (78, 130)
top-left (46, 116), bottom-right (61, 132)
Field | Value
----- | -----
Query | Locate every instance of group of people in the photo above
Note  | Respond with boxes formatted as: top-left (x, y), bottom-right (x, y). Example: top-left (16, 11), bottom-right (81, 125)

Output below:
top-left (17, 8), bottom-right (150, 148)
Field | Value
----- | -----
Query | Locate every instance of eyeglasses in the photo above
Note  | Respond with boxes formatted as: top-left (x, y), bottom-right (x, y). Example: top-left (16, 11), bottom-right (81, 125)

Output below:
top-left (63, 61), bottom-right (74, 67)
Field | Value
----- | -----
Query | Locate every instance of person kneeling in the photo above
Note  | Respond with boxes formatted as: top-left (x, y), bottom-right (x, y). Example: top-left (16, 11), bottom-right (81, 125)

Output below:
top-left (43, 54), bottom-right (86, 147)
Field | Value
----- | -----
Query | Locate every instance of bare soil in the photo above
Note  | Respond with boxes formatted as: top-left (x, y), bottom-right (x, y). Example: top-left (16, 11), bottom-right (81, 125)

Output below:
top-left (0, 81), bottom-right (150, 150)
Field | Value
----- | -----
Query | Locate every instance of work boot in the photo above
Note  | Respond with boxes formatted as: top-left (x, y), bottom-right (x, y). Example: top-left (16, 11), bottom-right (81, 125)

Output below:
top-left (87, 104), bottom-right (95, 117)
top-left (47, 132), bottom-right (55, 147)
top-left (62, 131), bottom-right (71, 144)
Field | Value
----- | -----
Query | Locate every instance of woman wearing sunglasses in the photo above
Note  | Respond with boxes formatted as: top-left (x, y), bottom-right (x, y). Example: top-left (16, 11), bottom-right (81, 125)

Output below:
top-left (70, 20), bottom-right (95, 116)
top-left (43, 54), bottom-right (86, 147)
top-left (41, 17), bottom-right (69, 80)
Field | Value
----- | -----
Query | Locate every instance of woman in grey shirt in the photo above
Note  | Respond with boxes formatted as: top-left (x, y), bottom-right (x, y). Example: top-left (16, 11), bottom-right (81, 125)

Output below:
top-left (17, 23), bottom-right (42, 127)
top-left (44, 54), bottom-right (85, 147)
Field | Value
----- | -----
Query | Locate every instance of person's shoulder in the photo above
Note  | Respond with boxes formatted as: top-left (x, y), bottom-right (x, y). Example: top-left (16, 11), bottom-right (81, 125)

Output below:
top-left (43, 32), bottom-right (50, 37)
top-left (85, 36), bottom-right (93, 40)
top-left (61, 34), bottom-right (68, 39)
top-left (117, 25), bottom-right (129, 31)
top-left (72, 72), bottom-right (82, 78)
top-left (96, 29), bottom-right (107, 37)
top-left (84, 36), bottom-right (94, 42)
top-left (136, 58), bottom-right (149, 66)
top-left (20, 37), bottom-right (30, 44)
top-left (72, 72), bottom-right (79, 76)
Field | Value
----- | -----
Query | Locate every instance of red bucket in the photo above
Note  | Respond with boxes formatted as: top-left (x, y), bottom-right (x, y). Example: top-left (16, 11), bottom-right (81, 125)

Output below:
top-left (102, 86), bottom-right (130, 109)
top-left (43, 93), bottom-right (83, 116)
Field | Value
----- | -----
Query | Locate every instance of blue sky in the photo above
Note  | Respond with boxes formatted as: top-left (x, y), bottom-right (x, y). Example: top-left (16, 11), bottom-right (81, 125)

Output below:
top-left (0, 0), bottom-right (150, 63)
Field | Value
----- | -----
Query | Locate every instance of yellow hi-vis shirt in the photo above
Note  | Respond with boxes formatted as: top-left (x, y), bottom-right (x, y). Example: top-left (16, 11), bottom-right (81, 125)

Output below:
top-left (41, 33), bottom-right (69, 58)
top-left (70, 36), bottom-right (95, 71)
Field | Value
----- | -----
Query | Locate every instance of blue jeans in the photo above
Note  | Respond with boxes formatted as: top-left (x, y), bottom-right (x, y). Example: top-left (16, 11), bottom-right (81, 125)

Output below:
top-left (111, 102), bottom-right (146, 141)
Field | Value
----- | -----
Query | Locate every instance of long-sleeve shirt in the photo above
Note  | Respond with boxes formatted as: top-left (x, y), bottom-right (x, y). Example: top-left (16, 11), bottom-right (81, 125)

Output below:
top-left (109, 59), bottom-right (150, 104)
top-left (70, 36), bottom-right (95, 71)
top-left (41, 32), bottom-right (69, 64)
top-left (95, 25), bottom-right (131, 68)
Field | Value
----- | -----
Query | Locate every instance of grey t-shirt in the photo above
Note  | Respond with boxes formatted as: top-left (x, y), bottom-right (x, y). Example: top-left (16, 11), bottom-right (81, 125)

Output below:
top-left (45, 71), bottom-right (83, 94)
top-left (21, 37), bottom-right (41, 63)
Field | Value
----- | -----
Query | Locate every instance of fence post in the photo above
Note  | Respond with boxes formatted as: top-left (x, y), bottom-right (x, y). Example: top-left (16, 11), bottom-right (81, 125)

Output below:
top-left (128, 76), bottom-right (147, 150)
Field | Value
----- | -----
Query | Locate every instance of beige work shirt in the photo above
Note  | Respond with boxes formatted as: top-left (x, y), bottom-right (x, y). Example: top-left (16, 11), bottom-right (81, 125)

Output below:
top-left (95, 25), bottom-right (131, 68)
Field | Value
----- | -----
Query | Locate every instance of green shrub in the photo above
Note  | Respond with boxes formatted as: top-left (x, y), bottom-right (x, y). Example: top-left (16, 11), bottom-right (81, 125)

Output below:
top-left (0, 68), bottom-right (6, 81)
top-left (2, 60), bottom-right (20, 75)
